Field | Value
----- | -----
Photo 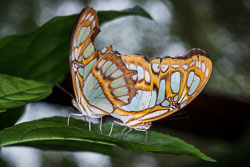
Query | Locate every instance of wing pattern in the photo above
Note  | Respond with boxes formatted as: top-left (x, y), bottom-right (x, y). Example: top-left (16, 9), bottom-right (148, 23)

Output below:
top-left (92, 51), bottom-right (137, 108)
top-left (112, 49), bottom-right (212, 128)
top-left (70, 8), bottom-right (212, 129)
top-left (70, 8), bottom-right (136, 118)
top-left (70, 8), bottom-right (114, 118)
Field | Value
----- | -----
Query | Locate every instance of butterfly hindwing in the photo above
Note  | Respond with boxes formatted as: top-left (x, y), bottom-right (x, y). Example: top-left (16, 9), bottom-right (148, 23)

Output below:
top-left (140, 49), bottom-right (212, 123)
top-left (112, 49), bottom-right (212, 127)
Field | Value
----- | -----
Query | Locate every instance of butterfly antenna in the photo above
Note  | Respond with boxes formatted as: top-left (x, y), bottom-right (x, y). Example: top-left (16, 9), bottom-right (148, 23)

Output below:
top-left (165, 116), bottom-right (190, 121)
top-left (168, 110), bottom-right (188, 118)
top-left (55, 83), bottom-right (76, 100)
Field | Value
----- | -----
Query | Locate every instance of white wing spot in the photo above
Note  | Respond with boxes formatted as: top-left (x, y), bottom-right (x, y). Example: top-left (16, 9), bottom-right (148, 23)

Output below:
top-left (124, 63), bottom-right (129, 69)
top-left (97, 59), bottom-right (106, 69)
top-left (129, 64), bottom-right (136, 70)
top-left (137, 65), bottom-right (144, 81)
top-left (145, 70), bottom-right (150, 83)
top-left (161, 64), bottom-right (168, 72)
top-left (187, 71), bottom-right (195, 87)
top-left (172, 65), bottom-right (180, 69)
top-left (182, 64), bottom-right (188, 70)
top-left (202, 63), bottom-right (205, 72)
top-left (92, 20), bottom-right (96, 28)
top-left (205, 69), bottom-right (209, 77)
top-left (101, 47), bottom-right (107, 54)
top-left (188, 75), bottom-right (200, 95)
top-left (132, 74), bottom-right (137, 81)
top-left (102, 61), bottom-right (112, 73)
top-left (105, 64), bottom-right (117, 77)
top-left (89, 15), bottom-right (94, 22)
top-left (190, 61), bottom-right (194, 67)
top-left (85, 13), bottom-right (91, 20)
top-left (196, 61), bottom-right (201, 68)
top-left (171, 71), bottom-right (181, 93)
top-left (152, 63), bottom-right (160, 73)
top-left (81, 15), bottom-right (86, 22)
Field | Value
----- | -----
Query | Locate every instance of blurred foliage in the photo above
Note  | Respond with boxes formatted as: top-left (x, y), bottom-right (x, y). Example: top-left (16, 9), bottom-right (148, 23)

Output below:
top-left (187, 127), bottom-right (250, 167)
top-left (0, 106), bottom-right (25, 130)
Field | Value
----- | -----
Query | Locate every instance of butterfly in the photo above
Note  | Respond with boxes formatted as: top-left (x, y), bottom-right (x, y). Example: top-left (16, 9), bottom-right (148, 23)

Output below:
top-left (69, 8), bottom-right (212, 140)
top-left (69, 8), bottom-right (136, 132)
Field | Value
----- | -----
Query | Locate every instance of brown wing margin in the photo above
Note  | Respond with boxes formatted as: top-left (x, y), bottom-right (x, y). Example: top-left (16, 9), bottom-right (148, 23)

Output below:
top-left (92, 51), bottom-right (137, 108)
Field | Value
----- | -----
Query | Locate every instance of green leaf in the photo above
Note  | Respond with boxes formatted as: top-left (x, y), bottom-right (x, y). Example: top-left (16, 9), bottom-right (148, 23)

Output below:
top-left (0, 6), bottom-right (152, 83)
top-left (0, 109), bottom-right (6, 113)
top-left (98, 5), bottom-right (153, 25)
top-left (0, 106), bottom-right (25, 130)
top-left (0, 116), bottom-right (215, 162)
top-left (0, 74), bottom-right (52, 109)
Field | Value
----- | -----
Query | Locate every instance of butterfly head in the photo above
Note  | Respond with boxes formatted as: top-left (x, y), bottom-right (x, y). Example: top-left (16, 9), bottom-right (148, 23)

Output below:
top-left (133, 122), bottom-right (152, 131)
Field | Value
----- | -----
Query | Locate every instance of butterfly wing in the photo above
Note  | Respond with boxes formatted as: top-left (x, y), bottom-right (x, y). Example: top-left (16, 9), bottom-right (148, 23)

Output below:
top-left (142, 49), bottom-right (212, 122)
top-left (112, 49), bottom-right (212, 127)
top-left (70, 8), bottom-right (114, 117)
top-left (70, 8), bottom-right (136, 117)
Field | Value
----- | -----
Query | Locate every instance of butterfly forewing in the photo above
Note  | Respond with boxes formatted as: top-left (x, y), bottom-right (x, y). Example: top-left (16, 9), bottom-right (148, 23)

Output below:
top-left (70, 8), bottom-right (115, 117)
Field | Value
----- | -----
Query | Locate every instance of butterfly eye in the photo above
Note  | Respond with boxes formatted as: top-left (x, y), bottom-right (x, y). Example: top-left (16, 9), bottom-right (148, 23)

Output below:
top-left (145, 122), bottom-right (152, 127)
top-left (74, 61), bottom-right (79, 68)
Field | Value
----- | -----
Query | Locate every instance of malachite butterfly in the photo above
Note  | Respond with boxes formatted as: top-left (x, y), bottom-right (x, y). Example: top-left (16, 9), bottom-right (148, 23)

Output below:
top-left (69, 8), bottom-right (212, 137)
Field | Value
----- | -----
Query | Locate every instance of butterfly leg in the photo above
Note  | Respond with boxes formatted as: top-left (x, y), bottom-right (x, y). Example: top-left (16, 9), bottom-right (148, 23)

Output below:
top-left (145, 130), bottom-right (148, 144)
top-left (117, 127), bottom-right (127, 138)
top-left (99, 117), bottom-right (103, 134)
top-left (108, 120), bottom-right (125, 136)
top-left (88, 117), bottom-right (91, 131)
top-left (67, 113), bottom-right (85, 126)
top-left (120, 127), bottom-right (128, 134)
top-left (121, 128), bottom-right (133, 139)
top-left (83, 116), bottom-right (87, 127)
top-left (108, 122), bottom-right (115, 136)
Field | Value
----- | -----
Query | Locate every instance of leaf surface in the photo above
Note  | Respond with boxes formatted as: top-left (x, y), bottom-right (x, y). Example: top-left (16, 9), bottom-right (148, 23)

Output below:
top-left (0, 74), bottom-right (52, 109)
top-left (0, 116), bottom-right (215, 162)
